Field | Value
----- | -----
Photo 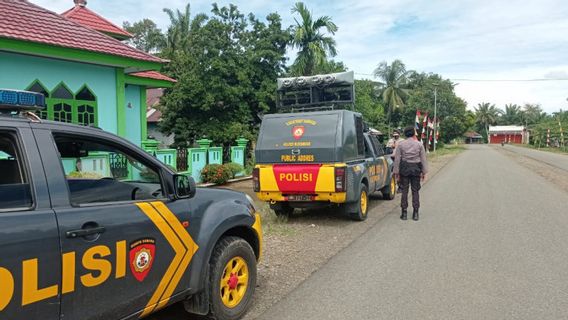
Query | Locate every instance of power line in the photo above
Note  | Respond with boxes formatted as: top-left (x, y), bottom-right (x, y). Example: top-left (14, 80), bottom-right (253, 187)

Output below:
top-left (451, 78), bottom-right (568, 82)
top-left (353, 72), bottom-right (568, 82)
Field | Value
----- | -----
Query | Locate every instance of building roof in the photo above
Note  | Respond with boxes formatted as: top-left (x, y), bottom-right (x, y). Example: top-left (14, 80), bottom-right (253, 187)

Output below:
top-left (488, 125), bottom-right (525, 133)
top-left (0, 0), bottom-right (164, 64)
top-left (464, 131), bottom-right (483, 138)
top-left (130, 71), bottom-right (176, 83)
top-left (147, 88), bottom-right (164, 123)
top-left (61, 1), bottom-right (132, 40)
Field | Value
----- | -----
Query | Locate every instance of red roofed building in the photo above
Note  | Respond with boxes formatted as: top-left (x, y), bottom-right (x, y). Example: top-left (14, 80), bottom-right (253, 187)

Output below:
top-left (0, 0), bottom-right (175, 147)
top-left (62, 0), bottom-right (133, 40)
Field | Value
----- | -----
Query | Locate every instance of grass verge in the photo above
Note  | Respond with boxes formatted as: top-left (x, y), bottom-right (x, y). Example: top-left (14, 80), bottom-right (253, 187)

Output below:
top-left (428, 144), bottom-right (466, 159)
top-left (258, 203), bottom-right (297, 237)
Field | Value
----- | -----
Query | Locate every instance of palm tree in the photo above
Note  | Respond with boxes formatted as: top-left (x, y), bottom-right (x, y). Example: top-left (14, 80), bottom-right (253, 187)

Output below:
top-left (290, 2), bottom-right (338, 76)
top-left (501, 103), bottom-right (521, 125)
top-left (373, 59), bottom-right (411, 129)
top-left (475, 102), bottom-right (501, 140)
top-left (162, 3), bottom-right (206, 58)
top-left (521, 103), bottom-right (544, 126)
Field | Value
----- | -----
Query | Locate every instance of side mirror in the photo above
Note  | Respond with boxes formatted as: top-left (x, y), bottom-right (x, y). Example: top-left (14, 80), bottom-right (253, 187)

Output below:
top-left (174, 174), bottom-right (196, 199)
top-left (385, 147), bottom-right (393, 155)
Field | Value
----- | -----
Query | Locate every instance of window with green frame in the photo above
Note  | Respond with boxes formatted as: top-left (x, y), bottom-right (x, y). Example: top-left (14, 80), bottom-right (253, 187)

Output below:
top-left (26, 81), bottom-right (98, 126)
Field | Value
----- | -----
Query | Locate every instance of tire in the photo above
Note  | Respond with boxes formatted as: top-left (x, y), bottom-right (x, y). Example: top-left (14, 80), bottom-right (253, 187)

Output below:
top-left (209, 236), bottom-right (257, 320)
top-left (350, 184), bottom-right (369, 221)
top-left (381, 175), bottom-right (396, 200)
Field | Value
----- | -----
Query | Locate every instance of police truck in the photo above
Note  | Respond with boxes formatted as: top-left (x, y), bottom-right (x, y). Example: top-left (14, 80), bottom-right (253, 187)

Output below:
top-left (253, 71), bottom-right (396, 220)
top-left (0, 89), bottom-right (261, 320)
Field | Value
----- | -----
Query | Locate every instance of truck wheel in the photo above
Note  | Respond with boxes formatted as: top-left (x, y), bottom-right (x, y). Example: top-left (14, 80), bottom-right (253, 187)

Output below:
top-left (350, 184), bottom-right (369, 221)
top-left (209, 236), bottom-right (257, 320)
top-left (381, 176), bottom-right (396, 200)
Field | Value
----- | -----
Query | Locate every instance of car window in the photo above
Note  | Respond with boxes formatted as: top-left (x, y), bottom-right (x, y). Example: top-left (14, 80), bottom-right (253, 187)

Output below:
top-left (0, 132), bottom-right (33, 210)
top-left (370, 135), bottom-right (385, 157)
top-left (364, 137), bottom-right (374, 158)
top-left (53, 135), bottom-right (164, 205)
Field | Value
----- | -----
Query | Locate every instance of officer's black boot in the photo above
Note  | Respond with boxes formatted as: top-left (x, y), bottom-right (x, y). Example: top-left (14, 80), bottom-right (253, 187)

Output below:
top-left (400, 210), bottom-right (407, 220)
top-left (412, 209), bottom-right (419, 221)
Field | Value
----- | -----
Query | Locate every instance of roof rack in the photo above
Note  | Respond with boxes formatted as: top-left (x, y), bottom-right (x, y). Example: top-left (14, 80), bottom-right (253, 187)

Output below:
top-left (276, 71), bottom-right (355, 113)
top-left (0, 89), bottom-right (46, 122)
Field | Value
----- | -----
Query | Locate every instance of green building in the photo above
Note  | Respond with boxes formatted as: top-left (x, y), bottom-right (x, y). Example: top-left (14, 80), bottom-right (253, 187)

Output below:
top-left (0, 0), bottom-right (175, 147)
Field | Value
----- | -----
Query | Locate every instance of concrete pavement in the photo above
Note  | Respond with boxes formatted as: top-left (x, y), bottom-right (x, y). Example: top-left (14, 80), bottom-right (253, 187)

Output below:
top-left (259, 145), bottom-right (568, 320)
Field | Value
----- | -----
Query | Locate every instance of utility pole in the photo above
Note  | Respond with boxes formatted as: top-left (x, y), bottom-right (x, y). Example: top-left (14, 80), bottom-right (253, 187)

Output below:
top-left (433, 83), bottom-right (438, 152)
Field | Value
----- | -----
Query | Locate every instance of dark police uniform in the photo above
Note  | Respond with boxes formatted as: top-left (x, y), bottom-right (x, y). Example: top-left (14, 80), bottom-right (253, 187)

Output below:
top-left (393, 137), bottom-right (428, 220)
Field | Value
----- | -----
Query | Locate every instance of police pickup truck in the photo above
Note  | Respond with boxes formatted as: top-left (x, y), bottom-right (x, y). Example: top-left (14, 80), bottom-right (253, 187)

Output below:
top-left (253, 71), bottom-right (396, 221)
top-left (0, 89), bottom-right (262, 320)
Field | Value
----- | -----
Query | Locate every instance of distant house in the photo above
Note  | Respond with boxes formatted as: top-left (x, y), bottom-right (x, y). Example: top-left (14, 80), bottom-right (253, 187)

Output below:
top-left (0, 0), bottom-right (175, 147)
top-left (488, 126), bottom-right (529, 144)
top-left (464, 131), bottom-right (483, 144)
top-left (146, 88), bottom-right (174, 148)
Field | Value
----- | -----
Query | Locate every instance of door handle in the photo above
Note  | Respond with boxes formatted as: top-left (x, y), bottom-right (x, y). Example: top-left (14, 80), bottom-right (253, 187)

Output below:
top-left (66, 226), bottom-right (106, 239)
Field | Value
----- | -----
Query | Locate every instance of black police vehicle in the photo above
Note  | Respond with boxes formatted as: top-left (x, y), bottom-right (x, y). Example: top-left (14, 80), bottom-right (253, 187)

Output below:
top-left (254, 71), bottom-right (396, 220)
top-left (0, 89), bottom-right (262, 320)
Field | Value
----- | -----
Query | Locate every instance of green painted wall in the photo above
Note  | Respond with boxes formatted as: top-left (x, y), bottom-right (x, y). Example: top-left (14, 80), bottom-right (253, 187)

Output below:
top-left (0, 51), bottom-right (118, 134)
top-left (125, 84), bottom-right (142, 147)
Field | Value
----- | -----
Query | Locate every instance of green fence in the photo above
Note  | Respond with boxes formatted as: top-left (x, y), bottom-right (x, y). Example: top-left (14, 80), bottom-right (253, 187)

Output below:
top-left (142, 138), bottom-right (249, 183)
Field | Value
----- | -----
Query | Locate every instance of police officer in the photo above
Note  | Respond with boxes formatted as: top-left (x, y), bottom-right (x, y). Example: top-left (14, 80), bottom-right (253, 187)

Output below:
top-left (393, 126), bottom-right (428, 221)
top-left (386, 130), bottom-right (402, 153)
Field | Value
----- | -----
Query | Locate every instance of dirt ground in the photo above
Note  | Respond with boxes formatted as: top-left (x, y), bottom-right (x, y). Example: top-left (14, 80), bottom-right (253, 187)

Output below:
top-left (497, 146), bottom-right (568, 194)
top-left (223, 150), bottom-right (465, 319)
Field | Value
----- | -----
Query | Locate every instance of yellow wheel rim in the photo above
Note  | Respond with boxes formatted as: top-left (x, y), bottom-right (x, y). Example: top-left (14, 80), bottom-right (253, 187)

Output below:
top-left (390, 177), bottom-right (396, 195)
top-left (360, 190), bottom-right (368, 215)
top-left (220, 256), bottom-right (249, 308)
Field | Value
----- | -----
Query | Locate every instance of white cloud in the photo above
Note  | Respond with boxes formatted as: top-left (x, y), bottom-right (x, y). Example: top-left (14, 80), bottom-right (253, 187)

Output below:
top-left (28, 0), bottom-right (568, 113)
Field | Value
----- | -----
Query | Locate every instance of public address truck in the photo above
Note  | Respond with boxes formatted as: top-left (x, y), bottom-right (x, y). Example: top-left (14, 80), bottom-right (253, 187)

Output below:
top-left (0, 89), bottom-right (261, 320)
top-left (253, 71), bottom-right (396, 220)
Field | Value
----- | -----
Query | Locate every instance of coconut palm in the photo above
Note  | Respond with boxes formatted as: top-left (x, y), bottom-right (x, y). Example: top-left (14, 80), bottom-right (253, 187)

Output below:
top-left (162, 3), bottom-right (206, 58)
top-left (290, 2), bottom-right (338, 76)
top-left (475, 102), bottom-right (501, 140)
top-left (373, 59), bottom-right (411, 129)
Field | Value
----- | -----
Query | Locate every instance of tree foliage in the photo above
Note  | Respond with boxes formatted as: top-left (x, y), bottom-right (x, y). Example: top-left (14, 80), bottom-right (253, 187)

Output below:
top-left (373, 59), bottom-right (411, 128)
top-left (354, 79), bottom-right (385, 130)
top-left (159, 4), bottom-right (291, 148)
top-left (474, 102), bottom-right (502, 140)
top-left (122, 19), bottom-right (165, 53)
top-left (398, 73), bottom-right (471, 142)
top-left (289, 2), bottom-right (338, 76)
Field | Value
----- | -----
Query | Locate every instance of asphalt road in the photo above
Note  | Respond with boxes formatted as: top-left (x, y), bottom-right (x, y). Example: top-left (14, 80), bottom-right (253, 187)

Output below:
top-left (503, 144), bottom-right (568, 172)
top-left (258, 145), bottom-right (568, 320)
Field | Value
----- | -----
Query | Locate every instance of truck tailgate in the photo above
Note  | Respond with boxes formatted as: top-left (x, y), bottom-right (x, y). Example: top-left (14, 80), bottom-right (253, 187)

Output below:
top-left (258, 164), bottom-right (337, 194)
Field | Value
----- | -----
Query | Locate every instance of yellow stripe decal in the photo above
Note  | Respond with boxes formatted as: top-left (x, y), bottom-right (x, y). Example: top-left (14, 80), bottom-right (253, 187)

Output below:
top-left (136, 202), bottom-right (199, 318)
top-left (151, 201), bottom-right (199, 311)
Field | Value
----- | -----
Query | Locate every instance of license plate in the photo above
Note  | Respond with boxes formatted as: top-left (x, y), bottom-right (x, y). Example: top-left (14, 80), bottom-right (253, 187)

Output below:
top-left (287, 195), bottom-right (312, 201)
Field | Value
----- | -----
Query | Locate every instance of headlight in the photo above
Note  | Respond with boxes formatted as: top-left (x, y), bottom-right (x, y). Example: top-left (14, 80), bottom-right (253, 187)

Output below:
top-left (245, 194), bottom-right (257, 215)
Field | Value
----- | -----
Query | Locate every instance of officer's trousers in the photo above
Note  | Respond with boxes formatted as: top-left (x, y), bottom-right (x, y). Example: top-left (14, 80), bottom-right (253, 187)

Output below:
top-left (399, 175), bottom-right (421, 210)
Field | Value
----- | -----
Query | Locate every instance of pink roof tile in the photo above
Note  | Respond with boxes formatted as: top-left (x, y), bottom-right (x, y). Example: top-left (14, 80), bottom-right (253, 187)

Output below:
top-left (61, 4), bottom-right (132, 39)
top-left (130, 71), bottom-right (176, 83)
top-left (0, 0), bottom-right (164, 64)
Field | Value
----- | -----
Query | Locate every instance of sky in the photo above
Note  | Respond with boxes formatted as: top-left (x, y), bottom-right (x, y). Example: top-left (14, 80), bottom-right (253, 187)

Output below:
top-left (30, 0), bottom-right (568, 113)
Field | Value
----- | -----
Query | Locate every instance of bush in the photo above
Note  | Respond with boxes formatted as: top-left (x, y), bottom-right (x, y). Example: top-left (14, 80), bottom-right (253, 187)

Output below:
top-left (225, 162), bottom-right (244, 178)
top-left (67, 171), bottom-right (102, 179)
top-left (201, 164), bottom-right (232, 185)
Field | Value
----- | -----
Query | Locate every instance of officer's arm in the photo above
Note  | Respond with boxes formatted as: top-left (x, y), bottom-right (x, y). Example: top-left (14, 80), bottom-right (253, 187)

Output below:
top-left (420, 144), bottom-right (428, 175)
top-left (393, 144), bottom-right (402, 175)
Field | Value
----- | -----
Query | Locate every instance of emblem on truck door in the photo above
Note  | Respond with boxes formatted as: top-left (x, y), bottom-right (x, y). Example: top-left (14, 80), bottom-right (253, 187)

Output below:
top-left (292, 126), bottom-right (305, 140)
top-left (130, 238), bottom-right (156, 282)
